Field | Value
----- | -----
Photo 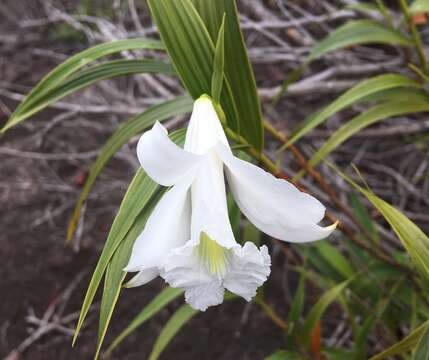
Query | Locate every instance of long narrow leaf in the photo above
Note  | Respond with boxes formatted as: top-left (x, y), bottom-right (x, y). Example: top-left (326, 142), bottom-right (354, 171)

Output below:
top-left (301, 280), bottom-right (350, 346)
top-left (6, 59), bottom-right (174, 131)
top-left (309, 20), bottom-right (412, 61)
top-left (308, 98), bottom-right (429, 167)
top-left (148, 0), bottom-right (263, 150)
top-left (72, 130), bottom-right (187, 345)
top-left (193, 0), bottom-right (264, 150)
top-left (3, 38), bottom-right (163, 132)
top-left (95, 194), bottom-right (161, 360)
top-left (104, 287), bottom-right (184, 356)
top-left (67, 97), bottom-right (192, 241)
top-left (369, 321), bottom-right (429, 360)
top-left (211, 14), bottom-right (226, 103)
top-left (284, 74), bottom-right (420, 147)
top-left (148, 305), bottom-right (198, 360)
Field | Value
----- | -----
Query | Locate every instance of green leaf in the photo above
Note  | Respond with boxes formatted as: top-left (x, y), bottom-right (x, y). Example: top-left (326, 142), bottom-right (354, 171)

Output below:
top-left (193, 0), bottom-right (264, 151)
top-left (104, 287), bottom-right (184, 356)
top-left (330, 166), bottom-right (429, 284)
top-left (67, 97), bottom-right (192, 241)
top-left (284, 74), bottom-right (420, 147)
top-left (211, 14), bottom-right (225, 103)
top-left (350, 192), bottom-right (379, 243)
top-left (309, 20), bottom-right (412, 61)
top-left (414, 325), bottom-right (429, 360)
top-left (95, 195), bottom-right (161, 360)
top-left (410, 0), bottom-right (429, 13)
top-left (2, 38), bottom-right (164, 133)
top-left (363, 191), bottom-right (429, 284)
top-left (369, 320), bottom-right (429, 360)
top-left (148, 0), bottom-right (264, 151)
top-left (301, 280), bottom-right (350, 346)
top-left (148, 304), bottom-right (198, 360)
top-left (313, 241), bottom-right (355, 279)
top-left (72, 130), bottom-right (187, 345)
top-left (4, 59), bottom-right (174, 132)
top-left (308, 98), bottom-right (429, 167)
top-left (72, 168), bottom-right (158, 345)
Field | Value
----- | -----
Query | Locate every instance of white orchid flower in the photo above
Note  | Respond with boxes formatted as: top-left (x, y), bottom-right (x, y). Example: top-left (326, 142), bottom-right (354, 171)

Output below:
top-left (124, 95), bottom-right (336, 311)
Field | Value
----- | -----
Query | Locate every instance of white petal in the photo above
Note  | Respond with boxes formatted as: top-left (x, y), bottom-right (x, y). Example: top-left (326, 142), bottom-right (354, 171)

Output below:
top-left (137, 121), bottom-right (201, 186)
top-left (189, 151), bottom-right (236, 248)
top-left (125, 268), bottom-right (159, 288)
top-left (160, 243), bottom-right (224, 311)
top-left (217, 144), bottom-right (335, 243)
top-left (224, 243), bottom-right (271, 301)
top-left (124, 174), bottom-right (193, 273)
top-left (184, 96), bottom-right (230, 155)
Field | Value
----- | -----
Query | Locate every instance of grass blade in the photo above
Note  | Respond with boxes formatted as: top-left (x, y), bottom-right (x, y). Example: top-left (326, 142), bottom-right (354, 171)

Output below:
top-left (148, 0), bottom-right (264, 150)
top-left (284, 74), bottom-right (420, 148)
top-left (148, 304), bottom-right (198, 360)
top-left (104, 287), bottom-right (184, 356)
top-left (95, 194), bottom-right (162, 359)
top-left (301, 280), bottom-right (350, 346)
top-left (193, 0), bottom-right (264, 151)
top-left (72, 130), bottom-right (187, 345)
top-left (308, 98), bottom-right (429, 167)
top-left (4, 59), bottom-right (174, 132)
top-left (211, 14), bottom-right (226, 103)
top-left (67, 97), bottom-right (192, 241)
top-left (369, 320), bottom-right (429, 360)
top-left (3, 38), bottom-right (163, 133)
top-left (309, 20), bottom-right (412, 61)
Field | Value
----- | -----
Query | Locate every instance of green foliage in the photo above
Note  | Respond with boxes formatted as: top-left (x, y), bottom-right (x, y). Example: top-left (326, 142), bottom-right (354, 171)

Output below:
top-left (309, 20), bottom-right (412, 61)
top-left (1, 38), bottom-right (164, 133)
top-left (410, 0), bottom-right (429, 13)
top-left (369, 320), bottom-right (429, 360)
top-left (148, 0), bottom-right (264, 151)
top-left (67, 97), bottom-right (193, 241)
top-left (73, 130), bottom-right (186, 346)
top-left (308, 97), bottom-right (429, 168)
top-left (211, 14), bottom-right (226, 103)
top-left (105, 287), bottom-right (184, 356)
top-left (284, 74), bottom-right (420, 148)
top-left (301, 280), bottom-right (350, 346)
top-left (148, 304), bottom-right (198, 360)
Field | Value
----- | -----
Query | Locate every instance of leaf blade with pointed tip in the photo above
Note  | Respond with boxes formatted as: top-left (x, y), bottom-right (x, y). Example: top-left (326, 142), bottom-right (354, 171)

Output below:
top-left (285, 74), bottom-right (421, 147)
top-left (309, 20), bottom-right (412, 61)
top-left (308, 98), bottom-right (429, 167)
top-left (72, 130), bottom-right (187, 345)
top-left (2, 38), bottom-right (164, 133)
top-left (67, 96), bottom-right (193, 241)
top-left (211, 14), bottom-right (226, 103)
top-left (369, 321), bottom-right (429, 360)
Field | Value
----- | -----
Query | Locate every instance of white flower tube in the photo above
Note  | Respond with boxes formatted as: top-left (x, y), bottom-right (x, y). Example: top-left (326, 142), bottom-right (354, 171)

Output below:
top-left (124, 95), bottom-right (336, 311)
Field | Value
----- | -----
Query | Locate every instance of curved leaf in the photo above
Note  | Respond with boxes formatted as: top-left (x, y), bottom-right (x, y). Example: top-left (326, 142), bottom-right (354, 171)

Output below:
top-left (284, 74), bottom-right (420, 148)
top-left (95, 194), bottom-right (162, 360)
top-left (309, 20), bottom-right (412, 61)
top-left (3, 59), bottom-right (174, 132)
top-left (3, 38), bottom-right (164, 133)
top-left (301, 280), bottom-right (350, 346)
top-left (148, 304), bottom-right (198, 360)
top-left (67, 96), bottom-right (193, 241)
top-left (308, 97), bottom-right (429, 167)
top-left (72, 130), bottom-right (187, 345)
top-left (369, 321), bottom-right (429, 360)
top-left (148, 0), bottom-right (264, 151)
top-left (105, 287), bottom-right (184, 356)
